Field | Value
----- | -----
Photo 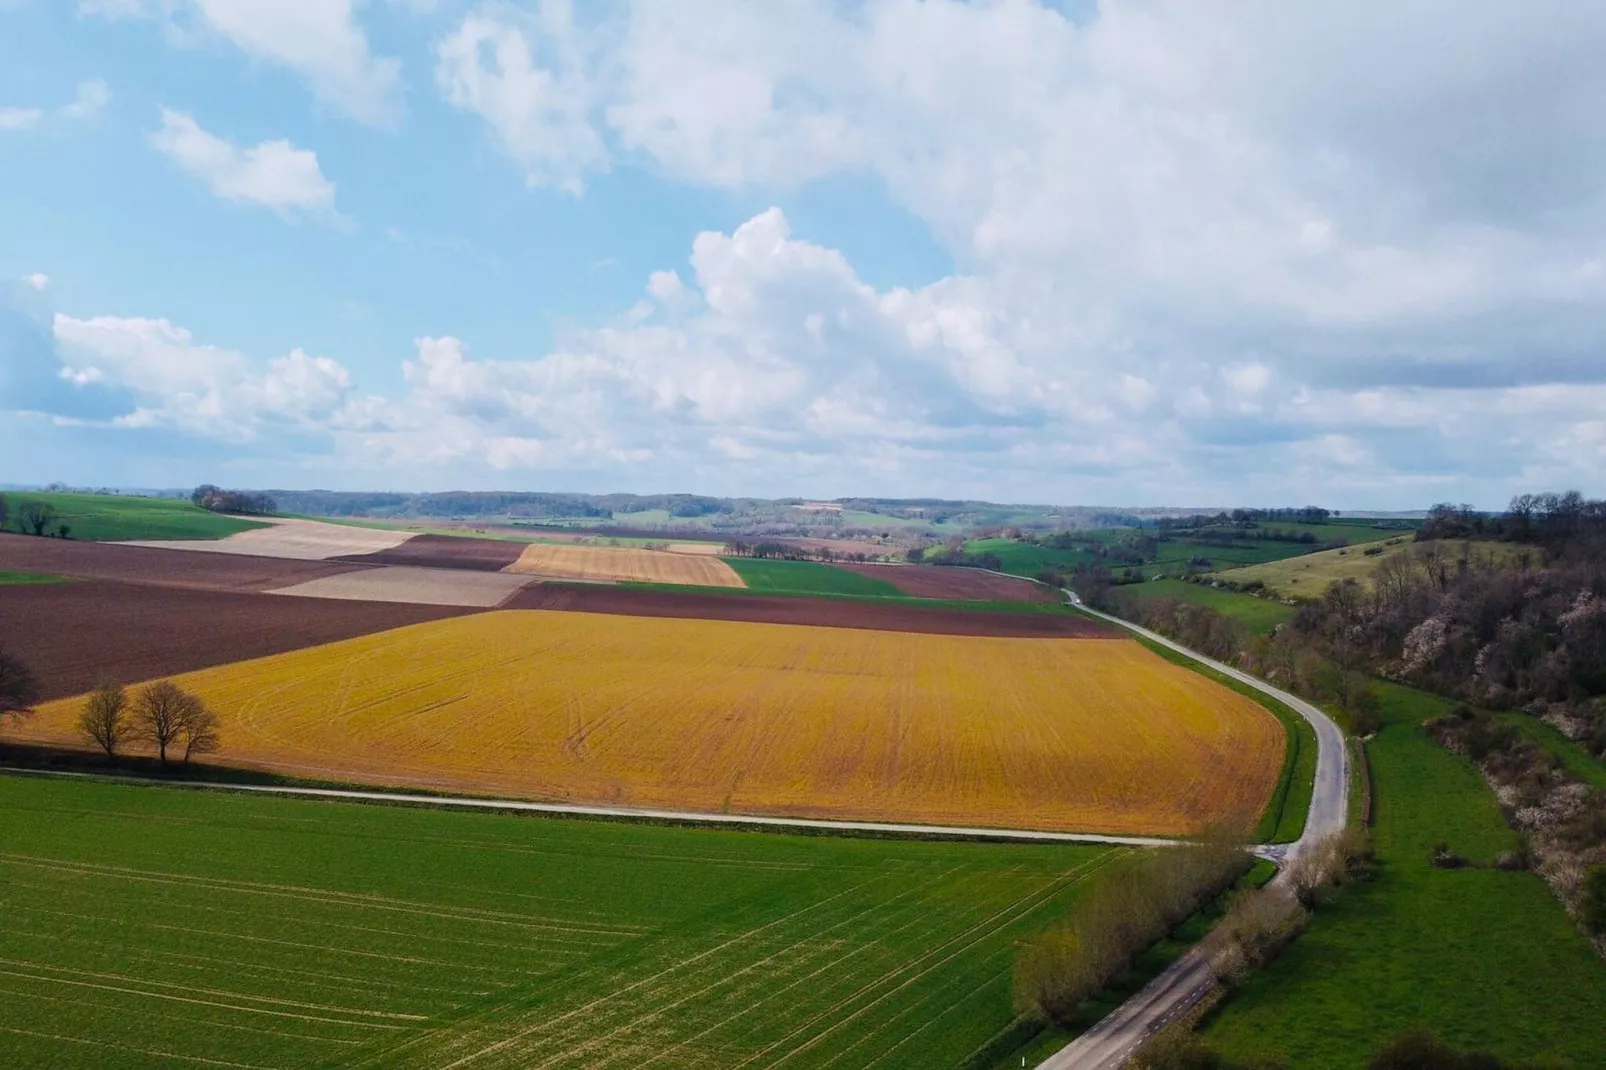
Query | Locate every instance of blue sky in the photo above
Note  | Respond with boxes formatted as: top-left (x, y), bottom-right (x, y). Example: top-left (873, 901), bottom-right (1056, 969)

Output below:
top-left (4, 1), bottom-right (1605, 509)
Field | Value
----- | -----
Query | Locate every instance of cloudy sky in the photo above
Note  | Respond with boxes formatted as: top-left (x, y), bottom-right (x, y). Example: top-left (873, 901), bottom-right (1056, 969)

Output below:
top-left (3, 1), bottom-right (1604, 508)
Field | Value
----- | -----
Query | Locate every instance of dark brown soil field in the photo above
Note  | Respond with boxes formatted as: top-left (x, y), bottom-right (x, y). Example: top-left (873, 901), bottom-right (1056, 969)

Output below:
top-left (0, 533), bottom-right (365, 592)
top-left (0, 581), bottom-right (473, 700)
top-left (505, 583), bottom-right (1116, 638)
top-left (832, 563), bottom-right (1058, 602)
top-left (335, 534), bottom-right (525, 571)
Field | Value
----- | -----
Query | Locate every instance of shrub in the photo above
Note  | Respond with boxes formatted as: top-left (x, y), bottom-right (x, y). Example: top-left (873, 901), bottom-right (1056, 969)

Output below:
top-left (1582, 864), bottom-right (1606, 936)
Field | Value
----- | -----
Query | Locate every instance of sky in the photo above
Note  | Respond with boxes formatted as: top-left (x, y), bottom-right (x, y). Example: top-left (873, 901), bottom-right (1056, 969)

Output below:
top-left (3, 1), bottom-right (1605, 510)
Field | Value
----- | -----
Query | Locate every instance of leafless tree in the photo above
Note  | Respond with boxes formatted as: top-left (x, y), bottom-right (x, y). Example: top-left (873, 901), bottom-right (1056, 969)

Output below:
top-left (17, 500), bottom-right (58, 537)
top-left (0, 649), bottom-right (41, 722)
top-left (179, 700), bottom-right (221, 764)
top-left (0, 492), bottom-right (9, 532)
top-left (77, 683), bottom-right (128, 759)
top-left (133, 680), bottom-right (202, 766)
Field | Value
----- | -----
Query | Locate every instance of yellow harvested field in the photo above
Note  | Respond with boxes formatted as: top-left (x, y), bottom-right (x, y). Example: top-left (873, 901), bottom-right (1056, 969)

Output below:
top-left (23, 612), bottom-right (1283, 836)
top-left (503, 543), bottom-right (744, 586)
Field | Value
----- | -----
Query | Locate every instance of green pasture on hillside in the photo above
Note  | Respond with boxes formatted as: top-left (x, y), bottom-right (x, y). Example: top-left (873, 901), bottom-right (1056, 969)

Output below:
top-left (1119, 579), bottom-right (1297, 635)
top-left (1, 492), bottom-right (269, 541)
top-left (0, 774), bottom-right (1122, 1070)
top-left (962, 538), bottom-right (1105, 576)
top-left (724, 557), bottom-right (905, 597)
top-left (1202, 681), bottom-right (1606, 1067)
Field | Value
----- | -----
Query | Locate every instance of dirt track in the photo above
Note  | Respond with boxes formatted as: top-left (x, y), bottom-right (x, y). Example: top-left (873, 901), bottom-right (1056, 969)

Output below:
top-left (0, 533), bottom-right (365, 591)
top-left (832, 562), bottom-right (1058, 602)
top-left (506, 583), bottom-right (1117, 638)
top-left (335, 534), bottom-right (525, 571)
top-left (0, 581), bottom-right (472, 700)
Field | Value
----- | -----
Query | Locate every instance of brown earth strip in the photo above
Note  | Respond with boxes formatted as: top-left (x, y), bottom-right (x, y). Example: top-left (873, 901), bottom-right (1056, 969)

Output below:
top-left (333, 533), bottom-right (526, 572)
top-left (0, 580), bottom-right (473, 701)
top-left (0, 533), bottom-right (366, 592)
top-left (831, 562), bottom-right (1059, 602)
top-left (504, 583), bottom-right (1117, 638)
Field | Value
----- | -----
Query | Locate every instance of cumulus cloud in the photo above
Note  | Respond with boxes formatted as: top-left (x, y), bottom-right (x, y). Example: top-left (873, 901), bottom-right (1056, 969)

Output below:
top-left (81, 0), bottom-right (401, 126)
top-left (0, 107), bottom-right (43, 131)
top-left (24, 274), bottom-right (49, 291)
top-left (151, 109), bottom-right (341, 221)
top-left (0, 79), bottom-right (112, 132)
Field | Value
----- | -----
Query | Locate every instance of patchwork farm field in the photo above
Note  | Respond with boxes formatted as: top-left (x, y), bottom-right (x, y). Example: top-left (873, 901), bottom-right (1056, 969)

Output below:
top-left (505, 544), bottom-right (745, 587)
top-left (831, 563), bottom-right (1058, 602)
top-left (18, 612), bottom-right (1283, 836)
top-left (0, 774), bottom-right (1123, 1069)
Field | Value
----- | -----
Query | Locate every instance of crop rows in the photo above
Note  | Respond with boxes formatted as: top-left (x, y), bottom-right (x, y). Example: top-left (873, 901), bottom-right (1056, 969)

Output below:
top-left (21, 612), bottom-right (1282, 835)
top-left (0, 775), bottom-right (1120, 1069)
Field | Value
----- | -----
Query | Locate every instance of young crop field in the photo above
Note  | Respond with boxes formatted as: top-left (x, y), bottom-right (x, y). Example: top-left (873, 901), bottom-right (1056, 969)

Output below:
top-left (723, 558), bottom-right (904, 597)
top-left (504, 543), bottom-right (745, 587)
top-left (19, 612), bottom-right (1283, 836)
top-left (4, 491), bottom-right (270, 541)
top-left (829, 563), bottom-right (1058, 602)
top-left (1200, 681), bottom-right (1606, 1066)
top-left (0, 570), bottom-right (64, 585)
top-left (0, 773), bottom-right (1125, 1069)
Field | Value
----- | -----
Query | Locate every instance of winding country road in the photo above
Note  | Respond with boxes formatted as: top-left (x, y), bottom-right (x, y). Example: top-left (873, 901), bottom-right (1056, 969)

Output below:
top-left (1038, 592), bottom-right (1350, 1070)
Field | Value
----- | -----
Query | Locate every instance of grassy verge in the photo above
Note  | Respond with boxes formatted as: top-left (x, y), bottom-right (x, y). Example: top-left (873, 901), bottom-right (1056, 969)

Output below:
top-left (724, 556), bottom-right (905, 596)
top-left (0, 772), bottom-right (1122, 1069)
top-left (1199, 680), bottom-right (1606, 1067)
top-left (1127, 636), bottom-right (1313, 844)
top-left (1120, 578), bottom-right (1297, 635)
top-left (2, 491), bottom-right (270, 541)
top-left (0, 570), bottom-right (67, 585)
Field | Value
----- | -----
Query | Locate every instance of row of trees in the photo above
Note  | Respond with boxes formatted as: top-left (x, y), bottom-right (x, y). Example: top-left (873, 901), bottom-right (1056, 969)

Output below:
top-left (0, 648), bottom-right (219, 767)
top-left (0, 494), bottom-right (70, 538)
top-left (1419, 490), bottom-right (1606, 548)
top-left (1013, 844), bottom-right (1249, 1024)
top-left (190, 485), bottom-right (277, 515)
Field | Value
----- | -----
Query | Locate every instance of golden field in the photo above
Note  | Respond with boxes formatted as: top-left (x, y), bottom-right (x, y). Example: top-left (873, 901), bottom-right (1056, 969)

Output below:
top-left (21, 611), bottom-right (1283, 835)
top-left (503, 543), bottom-right (745, 586)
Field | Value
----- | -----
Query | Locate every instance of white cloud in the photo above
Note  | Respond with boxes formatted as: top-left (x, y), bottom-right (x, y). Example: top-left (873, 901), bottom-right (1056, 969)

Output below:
top-left (435, 2), bottom-right (605, 192)
top-left (24, 274), bottom-right (50, 291)
top-left (151, 109), bottom-right (341, 221)
top-left (81, 0), bottom-right (401, 126)
top-left (61, 79), bottom-right (111, 120)
top-left (0, 107), bottom-right (43, 131)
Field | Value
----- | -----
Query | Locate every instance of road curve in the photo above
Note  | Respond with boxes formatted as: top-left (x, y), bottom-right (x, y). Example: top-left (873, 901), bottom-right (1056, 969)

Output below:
top-left (1038, 592), bottom-right (1349, 1070)
top-left (0, 767), bottom-right (1182, 849)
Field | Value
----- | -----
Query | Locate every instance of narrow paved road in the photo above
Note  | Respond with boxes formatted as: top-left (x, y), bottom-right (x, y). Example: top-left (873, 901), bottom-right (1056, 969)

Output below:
top-left (1038, 592), bottom-right (1349, 1070)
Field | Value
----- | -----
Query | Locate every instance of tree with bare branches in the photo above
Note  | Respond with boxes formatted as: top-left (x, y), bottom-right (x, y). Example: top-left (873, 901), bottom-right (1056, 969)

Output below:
top-left (0, 648), bottom-right (40, 723)
top-left (17, 499), bottom-right (58, 537)
top-left (179, 700), bottom-right (221, 765)
top-left (77, 683), bottom-right (129, 759)
top-left (132, 680), bottom-right (202, 766)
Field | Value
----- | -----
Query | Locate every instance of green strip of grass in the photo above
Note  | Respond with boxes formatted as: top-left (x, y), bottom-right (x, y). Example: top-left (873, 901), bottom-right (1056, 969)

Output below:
top-left (0, 570), bottom-right (67, 585)
top-left (1200, 680), bottom-right (1606, 1067)
top-left (1497, 713), bottom-right (1606, 790)
top-left (1128, 636), bottom-right (1314, 844)
top-left (1120, 578), bottom-right (1297, 635)
top-left (3, 491), bottom-right (269, 541)
top-left (723, 556), bottom-right (911, 596)
top-left (614, 579), bottom-right (1072, 613)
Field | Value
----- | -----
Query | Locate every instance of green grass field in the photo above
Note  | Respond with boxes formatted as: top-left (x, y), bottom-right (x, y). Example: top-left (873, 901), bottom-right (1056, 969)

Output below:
top-left (962, 538), bottom-right (1104, 577)
top-left (0, 774), bottom-right (1123, 1070)
top-left (1119, 579), bottom-right (1297, 635)
top-left (1201, 681), bottom-right (1606, 1067)
top-left (2, 492), bottom-right (269, 542)
top-left (618, 581), bottom-right (1072, 614)
top-left (724, 557), bottom-right (906, 597)
top-left (0, 570), bottom-right (67, 585)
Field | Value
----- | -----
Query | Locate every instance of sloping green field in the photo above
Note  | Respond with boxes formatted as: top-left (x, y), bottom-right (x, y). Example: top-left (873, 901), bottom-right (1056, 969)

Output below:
top-left (724, 557), bottom-right (905, 597)
top-left (0, 775), bottom-right (1120, 1070)
top-left (2, 492), bottom-right (269, 541)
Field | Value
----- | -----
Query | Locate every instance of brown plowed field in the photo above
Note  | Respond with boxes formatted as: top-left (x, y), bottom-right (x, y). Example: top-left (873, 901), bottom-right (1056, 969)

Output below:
top-left (507, 583), bottom-right (1116, 638)
top-left (832, 563), bottom-right (1059, 602)
top-left (335, 534), bottom-right (526, 572)
top-left (0, 581), bottom-right (472, 701)
top-left (0, 533), bottom-right (365, 592)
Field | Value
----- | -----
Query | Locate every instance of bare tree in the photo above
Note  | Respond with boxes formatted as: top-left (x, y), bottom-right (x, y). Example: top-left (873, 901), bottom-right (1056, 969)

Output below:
top-left (17, 500), bottom-right (58, 537)
top-left (179, 700), bottom-right (221, 764)
top-left (0, 649), bottom-right (41, 723)
top-left (0, 492), bottom-right (9, 532)
top-left (132, 680), bottom-right (202, 766)
top-left (77, 683), bottom-right (128, 759)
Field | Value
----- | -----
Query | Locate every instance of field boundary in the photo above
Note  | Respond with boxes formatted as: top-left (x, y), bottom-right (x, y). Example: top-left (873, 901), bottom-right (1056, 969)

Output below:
top-left (0, 767), bottom-right (1187, 848)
